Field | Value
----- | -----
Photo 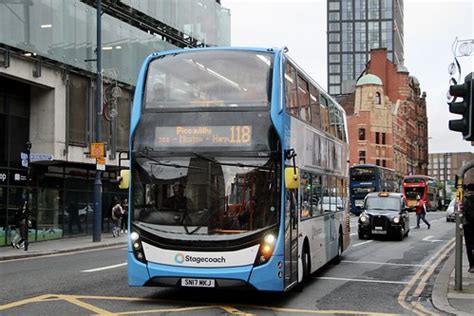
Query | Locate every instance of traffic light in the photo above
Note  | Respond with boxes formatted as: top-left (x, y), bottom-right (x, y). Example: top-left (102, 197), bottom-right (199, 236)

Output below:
top-left (448, 72), bottom-right (473, 141)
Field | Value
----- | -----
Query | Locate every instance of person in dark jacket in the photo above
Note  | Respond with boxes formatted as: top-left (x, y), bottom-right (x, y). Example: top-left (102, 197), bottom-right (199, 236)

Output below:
top-left (463, 183), bottom-right (474, 273)
top-left (11, 201), bottom-right (29, 249)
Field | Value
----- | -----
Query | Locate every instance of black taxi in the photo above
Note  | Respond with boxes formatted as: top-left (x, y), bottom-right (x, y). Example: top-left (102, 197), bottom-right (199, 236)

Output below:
top-left (358, 192), bottom-right (410, 241)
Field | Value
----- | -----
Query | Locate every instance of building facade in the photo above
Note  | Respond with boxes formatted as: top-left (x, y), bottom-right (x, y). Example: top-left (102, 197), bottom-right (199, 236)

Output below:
top-left (340, 49), bottom-right (428, 180)
top-left (0, 0), bottom-right (230, 246)
top-left (327, 0), bottom-right (404, 95)
top-left (428, 152), bottom-right (474, 203)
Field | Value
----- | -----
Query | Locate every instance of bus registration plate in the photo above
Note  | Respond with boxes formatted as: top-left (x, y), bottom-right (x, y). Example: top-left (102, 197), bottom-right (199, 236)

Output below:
top-left (181, 278), bottom-right (215, 288)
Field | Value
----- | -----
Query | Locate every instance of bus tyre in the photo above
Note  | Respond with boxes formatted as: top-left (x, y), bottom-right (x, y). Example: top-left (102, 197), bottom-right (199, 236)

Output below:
top-left (334, 233), bottom-right (342, 264)
top-left (302, 250), bottom-right (310, 280)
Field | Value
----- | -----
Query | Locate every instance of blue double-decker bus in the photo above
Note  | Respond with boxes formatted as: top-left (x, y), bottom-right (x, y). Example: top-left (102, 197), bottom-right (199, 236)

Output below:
top-left (349, 164), bottom-right (398, 215)
top-left (122, 47), bottom-right (350, 292)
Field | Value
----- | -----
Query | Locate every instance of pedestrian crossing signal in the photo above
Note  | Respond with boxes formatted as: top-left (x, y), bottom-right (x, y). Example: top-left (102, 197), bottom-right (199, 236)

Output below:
top-left (448, 72), bottom-right (473, 141)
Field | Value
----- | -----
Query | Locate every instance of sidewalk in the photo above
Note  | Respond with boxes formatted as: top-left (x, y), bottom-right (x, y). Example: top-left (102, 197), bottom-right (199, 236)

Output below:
top-left (432, 250), bottom-right (474, 316)
top-left (1, 234), bottom-right (473, 315)
top-left (0, 233), bottom-right (127, 261)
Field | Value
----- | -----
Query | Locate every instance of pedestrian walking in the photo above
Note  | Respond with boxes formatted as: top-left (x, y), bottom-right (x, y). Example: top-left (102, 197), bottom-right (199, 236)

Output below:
top-left (10, 201), bottom-right (30, 249)
top-left (120, 198), bottom-right (128, 234)
top-left (463, 183), bottom-right (474, 273)
top-left (414, 195), bottom-right (430, 229)
top-left (111, 200), bottom-right (124, 237)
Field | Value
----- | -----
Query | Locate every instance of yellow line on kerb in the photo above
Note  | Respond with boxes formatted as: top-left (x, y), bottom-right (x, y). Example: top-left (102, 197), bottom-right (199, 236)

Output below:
top-left (397, 238), bottom-right (455, 316)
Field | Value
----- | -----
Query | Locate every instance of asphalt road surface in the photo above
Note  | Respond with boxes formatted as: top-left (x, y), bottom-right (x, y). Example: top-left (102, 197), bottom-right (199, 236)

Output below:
top-left (1, 211), bottom-right (453, 315)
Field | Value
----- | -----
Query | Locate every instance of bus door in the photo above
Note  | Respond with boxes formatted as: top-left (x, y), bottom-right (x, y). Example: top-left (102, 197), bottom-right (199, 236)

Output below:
top-left (284, 188), bottom-right (299, 288)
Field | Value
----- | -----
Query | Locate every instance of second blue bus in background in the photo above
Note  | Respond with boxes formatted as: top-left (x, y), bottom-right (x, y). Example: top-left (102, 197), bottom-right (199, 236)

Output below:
top-left (349, 164), bottom-right (399, 215)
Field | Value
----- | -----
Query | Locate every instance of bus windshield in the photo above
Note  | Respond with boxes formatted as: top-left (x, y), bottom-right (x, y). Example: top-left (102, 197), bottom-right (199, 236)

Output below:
top-left (144, 50), bottom-right (273, 109)
top-left (131, 154), bottom-right (280, 240)
top-left (350, 167), bottom-right (376, 181)
top-left (404, 187), bottom-right (424, 200)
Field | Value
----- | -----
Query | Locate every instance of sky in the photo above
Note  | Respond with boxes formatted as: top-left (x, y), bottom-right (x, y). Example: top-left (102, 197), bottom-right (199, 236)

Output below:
top-left (221, 0), bottom-right (474, 154)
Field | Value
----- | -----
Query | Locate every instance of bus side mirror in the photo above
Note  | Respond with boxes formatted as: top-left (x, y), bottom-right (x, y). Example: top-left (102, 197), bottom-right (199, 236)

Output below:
top-left (285, 167), bottom-right (299, 189)
top-left (118, 170), bottom-right (130, 189)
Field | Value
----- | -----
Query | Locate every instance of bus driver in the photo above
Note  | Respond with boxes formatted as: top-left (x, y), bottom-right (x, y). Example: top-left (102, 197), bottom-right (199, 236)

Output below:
top-left (164, 182), bottom-right (194, 210)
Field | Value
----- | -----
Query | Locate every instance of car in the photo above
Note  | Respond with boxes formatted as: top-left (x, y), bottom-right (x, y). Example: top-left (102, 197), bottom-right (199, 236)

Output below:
top-left (446, 199), bottom-right (456, 222)
top-left (358, 192), bottom-right (410, 241)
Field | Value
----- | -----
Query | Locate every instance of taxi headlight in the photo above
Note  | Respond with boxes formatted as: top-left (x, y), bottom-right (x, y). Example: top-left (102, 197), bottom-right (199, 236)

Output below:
top-left (393, 216), bottom-right (400, 224)
top-left (360, 214), bottom-right (368, 223)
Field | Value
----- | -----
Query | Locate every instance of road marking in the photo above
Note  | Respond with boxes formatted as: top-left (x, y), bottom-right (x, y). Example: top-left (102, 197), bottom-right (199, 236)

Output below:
top-left (314, 276), bottom-right (409, 285)
top-left (342, 260), bottom-right (424, 267)
top-left (81, 262), bottom-right (127, 273)
top-left (397, 238), bottom-right (455, 316)
top-left (422, 236), bottom-right (444, 242)
top-left (0, 294), bottom-right (402, 316)
top-left (352, 240), bottom-right (373, 247)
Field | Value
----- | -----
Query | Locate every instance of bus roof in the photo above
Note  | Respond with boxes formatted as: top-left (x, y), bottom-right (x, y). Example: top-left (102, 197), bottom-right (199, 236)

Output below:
top-left (350, 164), bottom-right (395, 172)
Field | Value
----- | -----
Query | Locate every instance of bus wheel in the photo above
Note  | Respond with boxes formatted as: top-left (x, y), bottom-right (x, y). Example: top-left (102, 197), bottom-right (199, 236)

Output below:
top-left (334, 232), bottom-right (343, 264)
top-left (302, 249), bottom-right (311, 280)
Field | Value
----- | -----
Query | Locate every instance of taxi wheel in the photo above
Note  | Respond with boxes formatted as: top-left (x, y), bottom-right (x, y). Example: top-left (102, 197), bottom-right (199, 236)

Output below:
top-left (397, 228), bottom-right (405, 241)
top-left (358, 232), bottom-right (365, 239)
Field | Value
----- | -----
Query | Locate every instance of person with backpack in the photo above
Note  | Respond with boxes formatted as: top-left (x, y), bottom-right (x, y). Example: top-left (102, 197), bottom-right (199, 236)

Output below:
top-left (111, 200), bottom-right (124, 237)
top-left (414, 195), bottom-right (430, 229)
top-left (463, 183), bottom-right (474, 273)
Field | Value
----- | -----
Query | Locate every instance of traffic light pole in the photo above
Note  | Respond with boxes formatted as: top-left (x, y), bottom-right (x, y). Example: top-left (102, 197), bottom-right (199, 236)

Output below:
top-left (454, 160), bottom-right (474, 291)
top-left (93, 0), bottom-right (103, 243)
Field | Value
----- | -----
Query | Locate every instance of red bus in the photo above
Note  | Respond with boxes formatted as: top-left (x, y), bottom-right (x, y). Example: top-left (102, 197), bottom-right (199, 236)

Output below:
top-left (402, 175), bottom-right (438, 211)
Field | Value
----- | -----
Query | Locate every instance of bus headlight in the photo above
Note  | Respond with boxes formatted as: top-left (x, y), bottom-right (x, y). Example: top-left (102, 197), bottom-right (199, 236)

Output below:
top-left (131, 232), bottom-right (140, 241)
top-left (130, 231), bottom-right (146, 263)
top-left (255, 233), bottom-right (277, 266)
top-left (393, 217), bottom-right (400, 224)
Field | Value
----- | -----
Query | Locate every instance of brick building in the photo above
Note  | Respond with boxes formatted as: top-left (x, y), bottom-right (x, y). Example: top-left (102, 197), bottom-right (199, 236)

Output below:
top-left (428, 152), bottom-right (474, 202)
top-left (340, 48), bottom-right (429, 179)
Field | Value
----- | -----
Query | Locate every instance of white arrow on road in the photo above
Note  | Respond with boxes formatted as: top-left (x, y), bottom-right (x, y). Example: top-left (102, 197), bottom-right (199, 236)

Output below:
top-left (422, 235), bottom-right (443, 243)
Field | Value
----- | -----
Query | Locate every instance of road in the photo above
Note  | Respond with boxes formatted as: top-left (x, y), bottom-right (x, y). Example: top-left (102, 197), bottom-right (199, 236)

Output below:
top-left (0, 211), bottom-right (453, 315)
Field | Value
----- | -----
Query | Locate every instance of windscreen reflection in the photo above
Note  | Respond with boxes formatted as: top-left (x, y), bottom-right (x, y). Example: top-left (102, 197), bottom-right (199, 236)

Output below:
top-left (132, 155), bottom-right (280, 240)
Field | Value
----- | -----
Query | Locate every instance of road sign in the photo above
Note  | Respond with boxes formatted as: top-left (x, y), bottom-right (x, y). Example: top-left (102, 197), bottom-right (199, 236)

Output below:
top-left (30, 153), bottom-right (54, 162)
top-left (91, 143), bottom-right (105, 159)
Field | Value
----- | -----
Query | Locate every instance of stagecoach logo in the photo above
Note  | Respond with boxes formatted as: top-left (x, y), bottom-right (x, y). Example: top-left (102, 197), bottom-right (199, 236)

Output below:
top-left (174, 253), bottom-right (227, 265)
top-left (175, 253), bottom-right (185, 264)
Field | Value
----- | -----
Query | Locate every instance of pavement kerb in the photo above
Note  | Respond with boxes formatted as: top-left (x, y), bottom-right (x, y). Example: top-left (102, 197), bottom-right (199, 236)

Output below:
top-left (0, 240), bottom-right (126, 261)
top-left (432, 252), bottom-right (470, 316)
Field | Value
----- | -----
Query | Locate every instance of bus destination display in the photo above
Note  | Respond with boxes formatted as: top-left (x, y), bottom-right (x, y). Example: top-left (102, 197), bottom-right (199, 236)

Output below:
top-left (155, 126), bottom-right (252, 147)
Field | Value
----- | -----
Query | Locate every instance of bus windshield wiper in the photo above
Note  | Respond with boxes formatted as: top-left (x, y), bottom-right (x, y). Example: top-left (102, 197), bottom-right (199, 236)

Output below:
top-left (191, 152), bottom-right (271, 170)
top-left (136, 149), bottom-right (202, 170)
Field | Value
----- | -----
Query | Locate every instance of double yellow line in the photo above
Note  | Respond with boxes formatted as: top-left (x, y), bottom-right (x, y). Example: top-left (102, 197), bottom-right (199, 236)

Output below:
top-left (397, 237), bottom-right (455, 315)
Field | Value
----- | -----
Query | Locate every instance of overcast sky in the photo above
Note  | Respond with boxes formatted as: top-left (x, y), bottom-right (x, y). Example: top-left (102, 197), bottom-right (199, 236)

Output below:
top-left (221, 0), bottom-right (473, 154)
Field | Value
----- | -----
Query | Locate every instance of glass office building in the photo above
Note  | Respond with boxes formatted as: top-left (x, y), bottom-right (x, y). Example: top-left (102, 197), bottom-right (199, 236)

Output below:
top-left (327, 0), bottom-right (404, 95)
top-left (0, 0), bottom-right (230, 246)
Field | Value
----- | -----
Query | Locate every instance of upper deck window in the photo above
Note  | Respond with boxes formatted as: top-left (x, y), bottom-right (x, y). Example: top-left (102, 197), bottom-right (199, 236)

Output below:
top-left (144, 50), bottom-right (273, 109)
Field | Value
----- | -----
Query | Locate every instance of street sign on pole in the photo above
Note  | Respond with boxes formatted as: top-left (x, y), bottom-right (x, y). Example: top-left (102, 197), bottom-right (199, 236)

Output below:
top-left (30, 153), bottom-right (54, 162)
